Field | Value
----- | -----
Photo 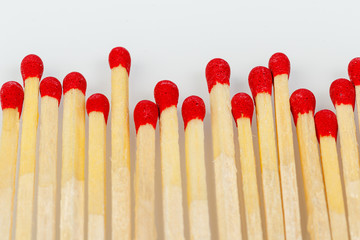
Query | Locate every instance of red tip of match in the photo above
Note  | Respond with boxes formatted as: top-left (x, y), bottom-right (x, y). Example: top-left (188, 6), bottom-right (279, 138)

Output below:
top-left (20, 54), bottom-right (44, 83)
top-left (348, 57), bottom-right (360, 86)
top-left (0, 81), bottom-right (24, 116)
top-left (134, 100), bottom-right (158, 133)
top-left (154, 80), bottom-right (179, 113)
top-left (268, 52), bottom-right (290, 78)
top-left (108, 47), bottom-right (131, 74)
top-left (248, 66), bottom-right (273, 98)
top-left (314, 109), bottom-right (338, 142)
top-left (205, 58), bottom-right (230, 93)
top-left (181, 95), bottom-right (206, 129)
top-left (63, 72), bottom-right (87, 95)
top-left (40, 77), bottom-right (62, 105)
top-left (86, 93), bottom-right (110, 124)
top-left (329, 78), bottom-right (355, 110)
top-left (290, 88), bottom-right (316, 126)
top-left (231, 92), bottom-right (254, 125)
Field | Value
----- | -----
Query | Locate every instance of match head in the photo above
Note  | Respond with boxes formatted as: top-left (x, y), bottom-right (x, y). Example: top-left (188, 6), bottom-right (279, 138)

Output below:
top-left (268, 52), bottom-right (290, 78)
top-left (181, 95), bottom-right (206, 129)
top-left (248, 66), bottom-right (273, 99)
top-left (0, 81), bottom-right (24, 116)
top-left (86, 93), bottom-right (110, 124)
top-left (40, 77), bottom-right (62, 105)
top-left (231, 92), bottom-right (254, 125)
top-left (108, 47), bottom-right (131, 75)
top-left (20, 54), bottom-right (44, 84)
top-left (154, 80), bottom-right (179, 113)
top-left (329, 78), bottom-right (355, 110)
top-left (314, 109), bottom-right (338, 142)
top-left (290, 88), bottom-right (316, 126)
top-left (205, 58), bottom-right (230, 93)
top-left (134, 100), bottom-right (158, 133)
top-left (63, 72), bottom-right (87, 95)
top-left (348, 57), bottom-right (360, 85)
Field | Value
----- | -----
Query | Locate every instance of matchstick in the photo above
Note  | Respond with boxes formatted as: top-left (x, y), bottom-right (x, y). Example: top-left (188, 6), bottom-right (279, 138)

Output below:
top-left (60, 72), bottom-right (87, 240)
top-left (154, 80), bottom-right (185, 240)
top-left (108, 47), bottom-right (131, 240)
top-left (205, 59), bottom-right (242, 240)
top-left (348, 57), bottom-right (360, 132)
top-left (181, 96), bottom-right (211, 240)
top-left (290, 89), bottom-right (331, 240)
top-left (0, 82), bottom-right (24, 240)
top-left (330, 78), bottom-right (360, 240)
top-left (36, 77), bottom-right (62, 240)
top-left (231, 93), bottom-right (263, 240)
top-left (134, 100), bottom-right (158, 240)
top-left (86, 93), bottom-right (109, 240)
top-left (15, 54), bottom-right (43, 240)
top-left (314, 109), bottom-right (349, 240)
top-left (248, 66), bottom-right (285, 239)
top-left (269, 53), bottom-right (302, 240)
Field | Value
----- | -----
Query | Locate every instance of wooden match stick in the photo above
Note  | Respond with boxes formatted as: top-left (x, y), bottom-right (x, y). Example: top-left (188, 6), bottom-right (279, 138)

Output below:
top-left (86, 93), bottom-right (109, 240)
top-left (348, 57), bottom-right (360, 132)
top-left (205, 59), bottom-right (242, 240)
top-left (269, 53), bottom-right (302, 240)
top-left (330, 79), bottom-right (360, 240)
top-left (154, 80), bottom-right (185, 240)
top-left (181, 96), bottom-right (211, 240)
top-left (36, 77), bottom-right (62, 240)
top-left (231, 93), bottom-right (263, 240)
top-left (314, 109), bottom-right (349, 240)
top-left (60, 72), bottom-right (87, 240)
top-left (134, 100), bottom-right (158, 240)
top-left (248, 66), bottom-right (285, 239)
top-left (15, 54), bottom-right (43, 240)
top-left (108, 47), bottom-right (131, 240)
top-left (290, 89), bottom-right (331, 240)
top-left (0, 82), bottom-right (24, 240)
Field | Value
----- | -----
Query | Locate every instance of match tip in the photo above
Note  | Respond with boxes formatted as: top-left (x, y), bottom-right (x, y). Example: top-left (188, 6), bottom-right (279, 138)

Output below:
top-left (154, 80), bottom-right (179, 113)
top-left (86, 93), bottom-right (110, 124)
top-left (348, 57), bottom-right (360, 85)
top-left (40, 77), bottom-right (62, 105)
top-left (314, 109), bottom-right (338, 142)
top-left (181, 95), bottom-right (206, 129)
top-left (329, 78), bottom-right (355, 110)
top-left (0, 81), bottom-right (24, 116)
top-left (20, 54), bottom-right (44, 83)
top-left (268, 52), bottom-right (290, 78)
top-left (248, 66), bottom-right (273, 98)
top-left (108, 47), bottom-right (131, 74)
top-left (231, 92), bottom-right (254, 125)
top-left (205, 58), bottom-right (230, 92)
top-left (134, 100), bottom-right (158, 133)
top-left (63, 72), bottom-right (87, 95)
top-left (290, 88), bottom-right (316, 126)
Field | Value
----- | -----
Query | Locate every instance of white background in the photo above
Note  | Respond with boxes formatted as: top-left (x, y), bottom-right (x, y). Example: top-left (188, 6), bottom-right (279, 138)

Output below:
top-left (0, 1), bottom-right (359, 239)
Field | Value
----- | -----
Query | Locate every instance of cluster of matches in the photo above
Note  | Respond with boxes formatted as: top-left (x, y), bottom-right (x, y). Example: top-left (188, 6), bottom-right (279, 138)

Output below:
top-left (1, 49), bottom-right (360, 240)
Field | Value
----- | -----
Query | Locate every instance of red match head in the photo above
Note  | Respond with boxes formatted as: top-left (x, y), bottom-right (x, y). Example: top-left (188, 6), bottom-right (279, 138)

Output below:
top-left (108, 47), bottom-right (131, 75)
top-left (40, 77), bottom-right (62, 105)
top-left (248, 66), bottom-right (273, 99)
top-left (181, 95), bottom-right (206, 129)
top-left (86, 93), bottom-right (110, 124)
top-left (205, 58), bottom-right (230, 93)
top-left (268, 52), bottom-right (290, 78)
top-left (314, 109), bottom-right (338, 142)
top-left (0, 81), bottom-right (24, 117)
top-left (231, 92), bottom-right (254, 125)
top-left (134, 100), bottom-right (158, 133)
top-left (329, 78), bottom-right (355, 110)
top-left (20, 54), bottom-right (44, 84)
top-left (63, 72), bottom-right (87, 95)
top-left (290, 88), bottom-right (316, 126)
top-left (348, 57), bottom-right (360, 86)
top-left (154, 80), bottom-right (179, 113)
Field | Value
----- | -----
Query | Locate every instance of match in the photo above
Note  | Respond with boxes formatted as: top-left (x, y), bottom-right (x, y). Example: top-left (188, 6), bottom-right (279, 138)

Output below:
top-left (348, 57), bottom-right (360, 131)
